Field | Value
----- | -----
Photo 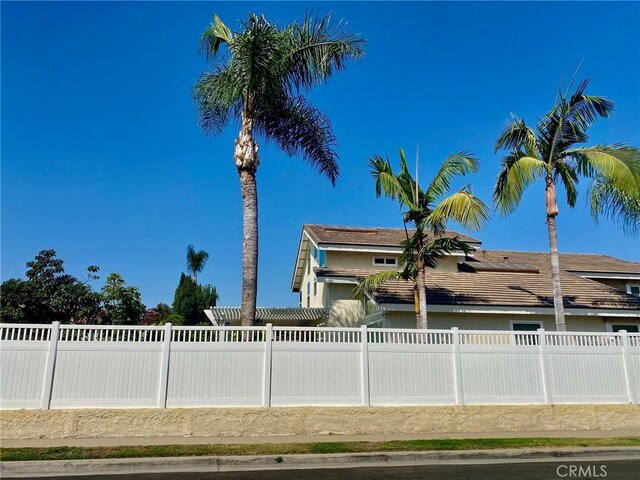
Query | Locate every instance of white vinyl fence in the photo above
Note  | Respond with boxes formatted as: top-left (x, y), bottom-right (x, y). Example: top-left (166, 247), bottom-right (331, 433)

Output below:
top-left (1, 323), bottom-right (638, 409)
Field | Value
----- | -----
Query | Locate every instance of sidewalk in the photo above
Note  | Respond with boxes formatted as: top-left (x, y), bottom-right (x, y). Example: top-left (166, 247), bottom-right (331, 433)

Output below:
top-left (2, 447), bottom-right (639, 478)
top-left (2, 429), bottom-right (636, 448)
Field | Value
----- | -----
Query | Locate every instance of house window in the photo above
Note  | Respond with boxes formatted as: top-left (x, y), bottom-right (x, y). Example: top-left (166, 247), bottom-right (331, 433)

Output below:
top-left (606, 323), bottom-right (640, 333)
top-left (306, 282), bottom-right (311, 307)
top-left (313, 278), bottom-right (317, 296)
top-left (510, 321), bottom-right (543, 331)
top-left (373, 256), bottom-right (397, 266)
top-left (299, 291), bottom-right (302, 307)
top-left (628, 283), bottom-right (640, 297)
top-left (312, 246), bottom-right (326, 267)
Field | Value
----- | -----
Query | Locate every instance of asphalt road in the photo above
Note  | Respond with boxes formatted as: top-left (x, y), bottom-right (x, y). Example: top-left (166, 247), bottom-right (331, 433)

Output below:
top-left (5, 459), bottom-right (638, 480)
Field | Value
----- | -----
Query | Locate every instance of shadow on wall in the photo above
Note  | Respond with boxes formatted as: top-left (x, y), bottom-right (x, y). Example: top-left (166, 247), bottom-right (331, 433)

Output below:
top-left (329, 300), bottom-right (365, 327)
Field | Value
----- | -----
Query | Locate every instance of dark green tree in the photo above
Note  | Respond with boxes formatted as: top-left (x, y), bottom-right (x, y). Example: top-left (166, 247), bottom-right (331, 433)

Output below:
top-left (199, 284), bottom-right (218, 309)
top-left (101, 273), bottom-right (146, 325)
top-left (1, 250), bottom-right (102, 324)
top-left (173, 273), bottom-right (202, 326)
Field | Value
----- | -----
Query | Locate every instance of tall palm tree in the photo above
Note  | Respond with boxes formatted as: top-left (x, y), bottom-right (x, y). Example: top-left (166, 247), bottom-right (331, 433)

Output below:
top-left (365, 149), bottom-right (490, 329)
top-left (494, 78), bottom-right (640, 331)
top-left (186, 245), bottom-right (209, 282)
top-left (194, 13), bottom-right (364, 325)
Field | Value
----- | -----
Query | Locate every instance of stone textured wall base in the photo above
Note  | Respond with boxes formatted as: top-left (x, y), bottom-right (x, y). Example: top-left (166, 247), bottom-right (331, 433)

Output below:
top-left (1, 405), bottom-right (638, 441)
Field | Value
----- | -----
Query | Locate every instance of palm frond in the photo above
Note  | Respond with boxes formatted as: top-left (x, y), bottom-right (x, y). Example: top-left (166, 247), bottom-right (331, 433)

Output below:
top-left (255, 96), bottom-right (339, 184)
top-left (199, 14), bottom-right (234, 61)
top-left (352, 270), bottom-right (403, 300)
top-left (428, 187), bottom-right (491, 232)
top-left (567, 145), bottom-right (640, 194)
top-left (537, 78), bottom-right (614, 160)
top-left (493, 154), bottom-right (546, 215)
top-left (284, 13), bottom-right (365, 92)
top-left (425, 152), bottom-right (479, 200)
top-left (421, 237), bottom-right (471, 268)
top-left (495, 115), bottom-right (538, 154)
top-left (193, 67), bottom-right (243, 134)
top-left (587, 176), bottom-right (640, 234)
top-left (368, 154), bottom-right (405, 202)
top-left (553, 161), bottom-right (579, 207)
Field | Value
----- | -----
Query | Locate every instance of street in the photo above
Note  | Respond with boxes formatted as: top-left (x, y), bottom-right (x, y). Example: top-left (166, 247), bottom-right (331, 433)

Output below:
top-left (4, 459), bottom-right (638, 480)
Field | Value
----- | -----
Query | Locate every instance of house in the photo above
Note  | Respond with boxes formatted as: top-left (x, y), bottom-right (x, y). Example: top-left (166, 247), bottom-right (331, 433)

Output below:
top-left (291, 224), bottom-right (640, 332)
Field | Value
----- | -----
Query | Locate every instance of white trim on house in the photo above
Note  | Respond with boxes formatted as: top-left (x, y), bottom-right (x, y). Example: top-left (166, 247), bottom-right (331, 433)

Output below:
top-left (319, 244), bottom-right (404, 254)
top-left (570, 272), bottom-right (640, 281)
top-left (318, 277), bottom-right (358, 284)
top-left (378, 303), bottom-right (640, 317)
top-left (291, 231), bottom-right (320, 292)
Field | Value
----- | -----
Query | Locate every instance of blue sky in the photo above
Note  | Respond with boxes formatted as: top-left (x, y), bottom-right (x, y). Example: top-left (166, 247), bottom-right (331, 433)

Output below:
top-left (2, 1), bottom-right (639, 308)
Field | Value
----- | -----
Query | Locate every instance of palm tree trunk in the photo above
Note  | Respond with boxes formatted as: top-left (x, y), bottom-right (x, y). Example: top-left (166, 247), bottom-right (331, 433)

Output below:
top-left (416, 258), bottom-right (428, 329)
top-left (235, 112), bottom-right (260, 326)
top-left (545, 177), bottom-right (566, 331)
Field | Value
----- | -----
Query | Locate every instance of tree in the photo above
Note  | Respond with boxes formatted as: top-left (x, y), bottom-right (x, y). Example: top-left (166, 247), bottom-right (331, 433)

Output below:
top-left (199, 284), bottom-right (218, 309)
top-left (494, 78), bottom-right (640, 331)
top-left (186, 245), bottom-right (209, 282)
top-left (1, 250), bottom-right (102, 324)
top-left (364, 149), bottom-right (490, 328)
top-left (173, 273), bottom-right (202, 326)
top-left (194, 13), bottom-right (364, 325)
top-left (101, 273), bottom-right (146, 325)
top-left (142, 303), bottom-right (184, 326)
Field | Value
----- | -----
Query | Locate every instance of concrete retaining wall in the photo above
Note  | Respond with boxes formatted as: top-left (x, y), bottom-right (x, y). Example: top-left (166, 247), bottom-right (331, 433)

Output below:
top-left (2, 405), bottom-right (639, 440)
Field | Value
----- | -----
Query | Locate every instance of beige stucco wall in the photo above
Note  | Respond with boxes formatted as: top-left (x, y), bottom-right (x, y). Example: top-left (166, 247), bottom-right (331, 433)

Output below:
top-left (590, 278), bottom-right (629, 292)
top-left (2, 405), bottom-right (638, 441)
top-left (327, 251), bottom-right (401, 270)
top-left (381, 312), bottom-right (617, 331)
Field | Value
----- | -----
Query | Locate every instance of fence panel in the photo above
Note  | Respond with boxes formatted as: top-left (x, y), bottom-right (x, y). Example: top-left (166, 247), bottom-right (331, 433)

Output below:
top-left (270, 327), bottom-right (363, 406)
top-left (545, 332), bottom-right (628, 404)
top-left (368, 329), bottom-right (455, 405)
top-left (50, 325), bottom-right (164, 408)
top-left (628, 334), bottom-right (640, 403)
top-left (459, 331), bottom-right (545, 404)
top-left (167, 326), bottom-right (266, 407)
top-left (0, 325), bottom-right (52, 409)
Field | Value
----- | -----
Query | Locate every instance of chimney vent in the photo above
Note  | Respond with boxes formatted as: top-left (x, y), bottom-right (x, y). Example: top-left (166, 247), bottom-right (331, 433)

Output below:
top-left (503, 256), bottom-right (509, 263)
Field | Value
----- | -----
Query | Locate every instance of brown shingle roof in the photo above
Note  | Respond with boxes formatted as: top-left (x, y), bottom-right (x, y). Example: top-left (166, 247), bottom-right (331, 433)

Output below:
top-left (371, 271), bottom-right (640, 310)
top-left (315, 249), bottom-right (640, 311)
top-left (304, 224), bottom-right (480, 248)
top-left (476, 250), bottom-right (640, 275)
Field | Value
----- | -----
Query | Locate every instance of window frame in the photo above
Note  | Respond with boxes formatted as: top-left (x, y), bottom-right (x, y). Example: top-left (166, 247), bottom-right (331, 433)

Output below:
top-left (509, 320), bottom-right (543, 331)
top-left (372, 256), bottom-right (398, 267)
top-left (627, 282), bottom-right (640, 297)
top-left (605, 322), bottom-right (640, 333)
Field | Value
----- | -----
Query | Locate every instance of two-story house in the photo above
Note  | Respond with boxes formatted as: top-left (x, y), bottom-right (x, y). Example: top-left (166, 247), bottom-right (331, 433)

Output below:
top-left (290, 224), bottom-right (640, 332)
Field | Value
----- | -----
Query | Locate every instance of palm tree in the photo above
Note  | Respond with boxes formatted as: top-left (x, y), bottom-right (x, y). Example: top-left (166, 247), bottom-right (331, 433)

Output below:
top-left (494, 78), bottom-right (640, 331)
top-left (364, 149), bottom-right (490, 329)
top-left (194, 13), bottom-right (364, 325)
top-left (354, 235), bottom-right (472, 327)
top-left (186, 245), bottom-right (209, 282)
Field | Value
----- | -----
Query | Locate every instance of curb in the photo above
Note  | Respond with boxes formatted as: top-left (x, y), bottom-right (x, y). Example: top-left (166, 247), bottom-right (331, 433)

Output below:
top-left (2, 447), bottom-right (639, 477)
